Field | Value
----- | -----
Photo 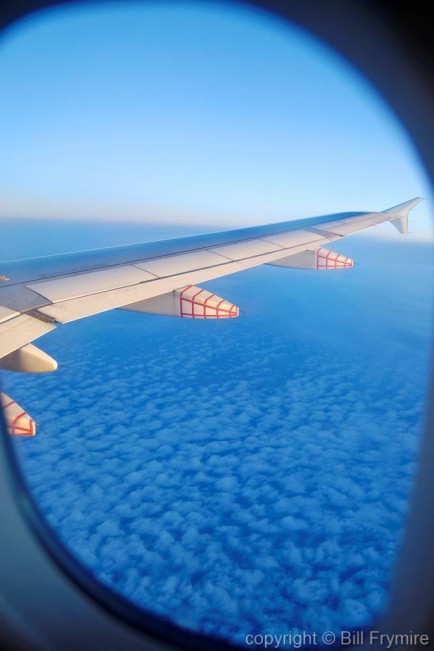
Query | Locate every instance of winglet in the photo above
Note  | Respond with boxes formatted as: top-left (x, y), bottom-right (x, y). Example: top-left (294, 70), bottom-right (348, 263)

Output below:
top-left (383, 197), bottom-right (423, 235)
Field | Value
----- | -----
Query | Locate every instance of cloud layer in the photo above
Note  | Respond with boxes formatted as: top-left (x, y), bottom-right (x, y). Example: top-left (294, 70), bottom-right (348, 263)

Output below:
top-left (4, 238), bottom-right (433, 645)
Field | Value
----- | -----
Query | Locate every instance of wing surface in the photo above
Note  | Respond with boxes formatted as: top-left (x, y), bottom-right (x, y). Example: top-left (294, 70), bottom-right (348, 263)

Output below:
top-left (0, 197), bottom-right (423, 357)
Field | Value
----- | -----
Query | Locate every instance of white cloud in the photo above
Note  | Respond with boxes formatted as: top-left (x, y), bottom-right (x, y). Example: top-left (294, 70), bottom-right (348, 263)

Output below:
top-left (3, 239), bottom-right (433, 644)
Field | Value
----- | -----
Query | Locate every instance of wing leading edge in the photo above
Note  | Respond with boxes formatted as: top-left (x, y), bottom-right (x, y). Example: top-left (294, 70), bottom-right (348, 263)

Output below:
top-left (0, 197), bottom-right (423, 435)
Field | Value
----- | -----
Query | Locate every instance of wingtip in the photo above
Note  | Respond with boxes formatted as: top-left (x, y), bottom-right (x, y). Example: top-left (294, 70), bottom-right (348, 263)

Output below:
top-left (383, 197), bottom-right (424, 235)
top-left (383, 197), bottom-right (424, 215)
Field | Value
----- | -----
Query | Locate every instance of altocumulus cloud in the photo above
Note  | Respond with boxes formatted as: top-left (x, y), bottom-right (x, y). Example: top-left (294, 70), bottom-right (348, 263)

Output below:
top-left (3, 239), bottom-right (433, 644)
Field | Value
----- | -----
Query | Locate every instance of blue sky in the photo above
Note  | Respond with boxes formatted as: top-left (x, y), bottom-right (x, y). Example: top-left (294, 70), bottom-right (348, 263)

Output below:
top-left (0, 0), bottom-right (432, 236)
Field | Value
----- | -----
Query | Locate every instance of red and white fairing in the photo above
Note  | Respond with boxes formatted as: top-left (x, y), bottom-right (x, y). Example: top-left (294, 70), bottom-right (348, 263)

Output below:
top-left (270, 247), bottom-right (353, 270)
top-left (122, 285), bottom-right (239, 319)
top-left (0, 391), bottom-right (36, 437)
top-left (314, 248), bottom-right (354, 269)
top-left (178, 285), bottom-right (239, 319)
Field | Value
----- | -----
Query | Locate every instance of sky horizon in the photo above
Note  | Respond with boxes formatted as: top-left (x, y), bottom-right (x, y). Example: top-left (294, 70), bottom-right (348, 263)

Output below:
top-left (0, 1), bottom-right (432, 239)
top-left (1, 210), bottom-right (432, 267)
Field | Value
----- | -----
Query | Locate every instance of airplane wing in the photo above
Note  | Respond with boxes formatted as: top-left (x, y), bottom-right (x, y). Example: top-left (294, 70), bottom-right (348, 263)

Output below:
top-left (0, 197), bottom-right (422, 435)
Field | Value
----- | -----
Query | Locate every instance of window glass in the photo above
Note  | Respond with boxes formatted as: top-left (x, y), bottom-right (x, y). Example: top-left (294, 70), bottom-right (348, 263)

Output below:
top-left (1, 2), bottom-right (432, 645)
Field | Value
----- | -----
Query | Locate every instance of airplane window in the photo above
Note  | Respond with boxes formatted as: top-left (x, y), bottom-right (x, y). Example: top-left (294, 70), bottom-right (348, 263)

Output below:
top-left (0, 1), bottom-right (433, 647)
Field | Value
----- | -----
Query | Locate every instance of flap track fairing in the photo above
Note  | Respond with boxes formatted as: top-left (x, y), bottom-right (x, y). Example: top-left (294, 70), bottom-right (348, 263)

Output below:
top-left (269, 247), bottom-right (354, 270)
top-left (121, 285), bottom-right (239, 319)
top-left (0, 343), bottom-right (57, 373)
top-left (0, 392), bottom-right (36, 437)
